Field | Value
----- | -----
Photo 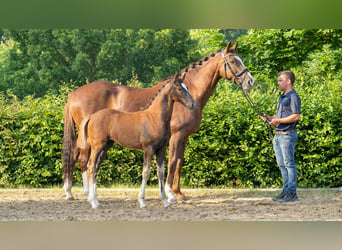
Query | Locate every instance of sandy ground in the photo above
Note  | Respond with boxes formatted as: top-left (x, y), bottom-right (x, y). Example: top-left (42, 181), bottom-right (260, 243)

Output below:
top-left (1, 188), bottom-right (342, 221)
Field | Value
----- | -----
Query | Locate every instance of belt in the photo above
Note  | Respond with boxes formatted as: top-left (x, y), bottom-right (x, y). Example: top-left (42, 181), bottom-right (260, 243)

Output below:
top-left (275, 129), bottom-right (297, 135)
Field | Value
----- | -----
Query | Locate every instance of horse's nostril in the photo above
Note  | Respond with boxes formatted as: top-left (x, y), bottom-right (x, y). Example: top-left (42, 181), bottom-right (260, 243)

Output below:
top-left (248, 80), bottom-right (254, 87)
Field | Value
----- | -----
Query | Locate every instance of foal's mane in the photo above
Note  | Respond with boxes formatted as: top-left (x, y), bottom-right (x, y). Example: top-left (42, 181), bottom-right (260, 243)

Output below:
top-left (144, 80), bottom-right (170, 110)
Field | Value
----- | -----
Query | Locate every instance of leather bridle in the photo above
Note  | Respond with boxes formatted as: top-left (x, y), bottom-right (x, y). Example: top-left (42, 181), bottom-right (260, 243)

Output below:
top-left (221, 49), bottom-right (249, 85)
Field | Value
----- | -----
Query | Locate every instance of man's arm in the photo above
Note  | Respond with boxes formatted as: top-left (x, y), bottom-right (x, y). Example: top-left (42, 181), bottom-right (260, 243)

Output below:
top-left (269, 113), bottom-right (300, 127)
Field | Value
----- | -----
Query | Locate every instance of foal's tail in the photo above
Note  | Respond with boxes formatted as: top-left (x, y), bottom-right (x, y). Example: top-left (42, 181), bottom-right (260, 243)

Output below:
top-left (62, 103), bottom-right (76, 183)
top-left (77, 116), bottom-right (91, 150)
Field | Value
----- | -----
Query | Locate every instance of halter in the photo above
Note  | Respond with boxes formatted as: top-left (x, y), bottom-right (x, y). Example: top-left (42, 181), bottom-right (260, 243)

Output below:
top-left (221, 49), bottom-right (249, 85)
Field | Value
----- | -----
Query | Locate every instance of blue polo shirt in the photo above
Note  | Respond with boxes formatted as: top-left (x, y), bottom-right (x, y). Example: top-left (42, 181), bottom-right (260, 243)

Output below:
top-left (275, 89), bottom-right (301, 132)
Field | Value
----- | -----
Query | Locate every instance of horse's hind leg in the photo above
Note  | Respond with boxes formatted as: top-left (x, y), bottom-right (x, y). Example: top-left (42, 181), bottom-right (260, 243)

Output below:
top-left (156, 146), bottom-right (171, 208)
top-left (138, 148), bottom-right (153, 209)
top-left (63, 166), bottom-right (75, 200)
top-left (63, 142), bottom-right (78, 200)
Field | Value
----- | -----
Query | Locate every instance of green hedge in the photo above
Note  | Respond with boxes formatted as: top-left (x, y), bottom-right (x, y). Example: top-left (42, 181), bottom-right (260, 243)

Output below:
top-left (0, 77), bottom-right (341, 188)
top-left (0, 92), bottom-right (64, 187)
top-left (183, 77), bottom-right (342, 188)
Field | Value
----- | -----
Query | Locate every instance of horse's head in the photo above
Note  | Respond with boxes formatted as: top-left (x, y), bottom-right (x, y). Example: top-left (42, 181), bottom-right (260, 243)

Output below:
top-left (171, 73), bottom-right (196, 110)
top-left (221, 41), bottom-right (254, 91)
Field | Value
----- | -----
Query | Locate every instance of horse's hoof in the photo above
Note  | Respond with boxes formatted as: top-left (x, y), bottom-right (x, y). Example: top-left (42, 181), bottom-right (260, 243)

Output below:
top-left (91, 203), bottom-right (99, 209)
top-left (175, 193), bottom-right (186, 203)
top-left (65, 196), bottom-right (74, 201)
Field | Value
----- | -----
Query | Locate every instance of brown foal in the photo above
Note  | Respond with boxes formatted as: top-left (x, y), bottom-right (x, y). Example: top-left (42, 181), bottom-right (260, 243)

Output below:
top-left (76, 74), bottom-right (195, 208)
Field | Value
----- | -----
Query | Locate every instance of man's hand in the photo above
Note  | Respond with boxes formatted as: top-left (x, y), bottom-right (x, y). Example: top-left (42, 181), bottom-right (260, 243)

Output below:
top-left (269, 118), bottom-right (281, 127)
top-left (260, 113), bottom-right (272, 123)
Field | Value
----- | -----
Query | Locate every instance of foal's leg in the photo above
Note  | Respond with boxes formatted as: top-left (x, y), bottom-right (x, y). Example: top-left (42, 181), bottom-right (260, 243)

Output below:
top-left (87, 149), bottom-right (102, 209)
top-left (79, 148), bottom-right (90, 196)
top-left (87, 142), bottom-right (113, 209)
top-left (138, 148), bottom-right (153, 209)
top-left (156, 146), bottom-right (171, 208)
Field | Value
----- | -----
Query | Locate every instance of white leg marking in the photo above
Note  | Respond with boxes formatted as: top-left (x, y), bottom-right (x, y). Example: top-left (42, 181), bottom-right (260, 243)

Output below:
top-left (64, 180), bottom-right (74, 200)
top-left (82, 171), bottom-right (89, 196)
top-left (138, 182), bottom-right (147, 209)
top-left (165, 184), bottom-right (177, 204)
top-left (88, 183), bottom-right (99, 209)
top-left (157, 161), bottom-right (171, 208)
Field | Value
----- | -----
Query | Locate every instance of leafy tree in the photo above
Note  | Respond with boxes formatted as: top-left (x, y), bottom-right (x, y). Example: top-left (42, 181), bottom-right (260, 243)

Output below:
top-left (0, 29), bottom-right (4, 42)
top-left (219, 29), bottom-right (248, 42)
top-left (237, 29), bottom-right (342, 78)
top-left (0, 29), bottom-right (201, 98)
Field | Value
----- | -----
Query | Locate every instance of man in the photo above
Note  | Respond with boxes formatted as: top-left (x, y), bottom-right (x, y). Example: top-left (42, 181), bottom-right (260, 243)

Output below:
top-left (262, 70), bottom-right (301, 202)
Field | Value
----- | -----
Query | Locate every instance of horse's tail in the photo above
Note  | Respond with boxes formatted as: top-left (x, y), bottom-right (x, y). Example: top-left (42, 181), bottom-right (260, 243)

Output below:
top-left (77, 116), bottom-right (91, 150)
top-left (62, 103), bottom-right (76, 184)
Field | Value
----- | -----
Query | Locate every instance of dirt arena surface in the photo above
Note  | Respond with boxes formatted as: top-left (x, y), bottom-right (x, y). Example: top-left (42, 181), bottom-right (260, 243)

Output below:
top-left (1, 188), bottom-right (342, 221)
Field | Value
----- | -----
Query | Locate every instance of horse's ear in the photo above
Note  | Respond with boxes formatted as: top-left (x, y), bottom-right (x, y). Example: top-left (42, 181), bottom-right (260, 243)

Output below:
top-left (232, 42), bottom-right (238, 51)
top-left (175, 72), bottom-right (183, 82)
top-left (172, 73), bottom-right (181, 85)
top-left (224, 41), bottom-right (232, 54)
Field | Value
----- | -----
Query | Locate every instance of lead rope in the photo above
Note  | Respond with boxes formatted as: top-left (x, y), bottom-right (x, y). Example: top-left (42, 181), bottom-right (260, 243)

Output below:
top-left (239, 86), bottom-right (273, 142)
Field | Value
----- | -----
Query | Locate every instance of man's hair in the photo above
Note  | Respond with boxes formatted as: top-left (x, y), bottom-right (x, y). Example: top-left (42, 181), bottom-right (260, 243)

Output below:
top-left (278, 70), bottom-right (295, 85)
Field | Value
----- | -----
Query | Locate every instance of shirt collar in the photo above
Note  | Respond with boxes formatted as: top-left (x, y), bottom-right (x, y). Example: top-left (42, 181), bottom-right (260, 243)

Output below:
top-left (282, 88), bottom-right (295, 97)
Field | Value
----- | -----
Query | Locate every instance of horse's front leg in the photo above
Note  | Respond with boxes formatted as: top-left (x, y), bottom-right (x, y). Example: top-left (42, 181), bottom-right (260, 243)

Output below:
top-left (156, 146), bottom-right (171, 208)
top-left (138, 148), bottom-right (153, 209)
top-left (166, 132), bottom-right (187, 203)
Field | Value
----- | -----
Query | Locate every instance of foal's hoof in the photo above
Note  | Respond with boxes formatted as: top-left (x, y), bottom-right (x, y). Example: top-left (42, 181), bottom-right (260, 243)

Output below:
top-left (139, 200), bottom-right (147, 209)
top-left (168, 197), bottom-right (178, 205)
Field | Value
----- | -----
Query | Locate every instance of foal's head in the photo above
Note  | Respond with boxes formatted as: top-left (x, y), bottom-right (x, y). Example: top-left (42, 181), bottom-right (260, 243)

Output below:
top-left (221, 41), bottom-right (254, 91)
top-left (170, 74), bottom-right (196, 110)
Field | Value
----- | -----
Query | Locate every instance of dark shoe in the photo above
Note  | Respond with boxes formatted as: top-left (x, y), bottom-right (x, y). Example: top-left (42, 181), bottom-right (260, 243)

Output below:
top-left (272, 191), bottom-right (286, 201)
top-left (279, 192), bottom-right (298, 202)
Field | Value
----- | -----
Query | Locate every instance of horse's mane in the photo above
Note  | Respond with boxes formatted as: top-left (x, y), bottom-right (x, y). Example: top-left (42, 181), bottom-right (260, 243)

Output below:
top-left (158, 49), bottom-right (220, 83)
top-left (179, 49), bottom-right (220, 79)
top-left (144, 49), bottom-right (220, 110)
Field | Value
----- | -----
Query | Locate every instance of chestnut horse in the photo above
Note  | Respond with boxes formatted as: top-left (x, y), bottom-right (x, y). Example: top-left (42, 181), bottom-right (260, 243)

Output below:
top-left (63, 41), bottom-right (254, 202)
top-left (77, 74), bottom-right (195, 208)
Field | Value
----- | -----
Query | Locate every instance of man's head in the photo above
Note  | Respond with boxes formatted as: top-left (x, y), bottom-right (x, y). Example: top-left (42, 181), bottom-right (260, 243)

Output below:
top-left (278, 70), bottom-right (295, 93)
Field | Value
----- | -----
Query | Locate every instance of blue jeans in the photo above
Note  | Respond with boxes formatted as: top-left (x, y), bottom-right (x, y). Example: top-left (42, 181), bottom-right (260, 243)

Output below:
top-left (273, 132), bottom-right (298, 194)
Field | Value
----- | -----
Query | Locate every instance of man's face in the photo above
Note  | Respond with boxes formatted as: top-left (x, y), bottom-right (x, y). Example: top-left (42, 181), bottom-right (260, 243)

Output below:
top-left (278, 74), bottom-right (291, 92)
